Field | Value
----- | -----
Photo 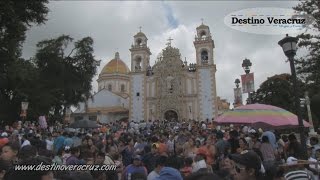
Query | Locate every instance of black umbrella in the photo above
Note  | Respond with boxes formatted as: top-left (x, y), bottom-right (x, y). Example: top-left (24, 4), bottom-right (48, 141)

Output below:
top-left (69, 119), bottom-right (100, 129)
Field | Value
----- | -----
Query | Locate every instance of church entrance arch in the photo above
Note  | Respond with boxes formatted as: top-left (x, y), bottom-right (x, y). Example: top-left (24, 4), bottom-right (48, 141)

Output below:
top-left (164, 110), bottom-right (178, 122)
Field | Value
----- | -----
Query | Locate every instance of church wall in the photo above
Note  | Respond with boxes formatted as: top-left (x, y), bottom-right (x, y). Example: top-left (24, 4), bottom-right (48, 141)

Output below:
top-left (147, 80), bottom-right (150, 97)
top-left (192, 77), bottom-right (196, 94)
top-left (145, 102), bottom-right (152, 121)
top-left (198, 68), bottom-right (214, 120)
top-left (211, 68), bottom-right (218, 119)
top-left (146, 77), bottom-right (156, 98)
top-left (130, 74), bottom-right (145, 122)
top-left (193, 99), bottom-right (197, 120)
top-left (187, 78), bottom-right (192, 94)
top-left (151, 82), bottom-right (155, 97)
top-left (98, 78), bottom-right (129, 94)
top-left (88, 90), bottom-right (122, 108)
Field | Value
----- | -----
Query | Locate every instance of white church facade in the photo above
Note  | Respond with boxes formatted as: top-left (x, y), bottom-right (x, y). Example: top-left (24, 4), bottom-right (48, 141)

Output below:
top-left (72, 23), bottom-right (219, 123)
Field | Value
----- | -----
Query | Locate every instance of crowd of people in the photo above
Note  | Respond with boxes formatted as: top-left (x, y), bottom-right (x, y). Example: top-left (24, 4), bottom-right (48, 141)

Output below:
top-left (0, 119), bottom-right (318, 180)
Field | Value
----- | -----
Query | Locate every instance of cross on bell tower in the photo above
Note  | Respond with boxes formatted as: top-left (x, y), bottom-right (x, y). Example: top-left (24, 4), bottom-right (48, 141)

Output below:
top-left (139, 26), bottom-right (142, 32)
top-left (166, 37), bottom-right (173, 47)
top-left (201, 18), bottom-right (204, 25)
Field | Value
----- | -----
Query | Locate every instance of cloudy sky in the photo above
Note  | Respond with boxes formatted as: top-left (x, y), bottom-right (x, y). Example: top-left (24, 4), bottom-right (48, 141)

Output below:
top-left (22, 1), bottom-right (302, 106)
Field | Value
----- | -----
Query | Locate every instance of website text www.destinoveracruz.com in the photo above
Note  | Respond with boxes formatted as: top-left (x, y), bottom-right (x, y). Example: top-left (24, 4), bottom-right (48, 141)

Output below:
top-left (14, 163), bottom-right (117, 171)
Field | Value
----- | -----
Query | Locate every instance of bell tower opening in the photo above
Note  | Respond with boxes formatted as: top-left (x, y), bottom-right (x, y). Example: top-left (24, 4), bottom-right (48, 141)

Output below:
top-left (200, 31), bottom-right (207, 38)
top-left (136, 38), bottom-right (142, 46)
top-left (201, 50), bottom-right (208, 64)
top-left (134, 56), bottom-right (142, 71)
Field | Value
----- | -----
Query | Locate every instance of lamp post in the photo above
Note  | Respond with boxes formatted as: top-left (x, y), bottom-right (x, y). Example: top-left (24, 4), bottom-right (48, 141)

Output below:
top-left (235, 78), bottom-right (240, 88)
top-left (242, 58), bottom-right (252, 104)
top-left (305, 91), bottom-right (315, 134)
top-left (234, 78), bottom-right (242, 108)
top-left (278, 34), bottom-right (307, 159)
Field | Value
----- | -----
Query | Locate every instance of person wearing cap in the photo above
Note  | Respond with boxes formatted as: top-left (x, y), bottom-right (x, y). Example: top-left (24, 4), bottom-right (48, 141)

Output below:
top-left (229, 150), bottom-right (264, 180)
top-left (122, 155), bottom-right (147, 180)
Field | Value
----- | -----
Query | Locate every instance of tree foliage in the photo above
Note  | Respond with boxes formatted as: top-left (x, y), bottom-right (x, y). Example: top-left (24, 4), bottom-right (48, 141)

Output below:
top-left (251, 74), bottom-right (305, 116)
top-left (32, 35), bottom-right (100, 122)
top-left (293, 0), bottom-right (320, 123)
top-left (0, 0), bottom-right (49, 123)
top-left (311, 94), bottom-right (320, 125)
top-left (293, 0), bottom-right (320, 96)
top-left (0, 1), bottom-right (100, 124)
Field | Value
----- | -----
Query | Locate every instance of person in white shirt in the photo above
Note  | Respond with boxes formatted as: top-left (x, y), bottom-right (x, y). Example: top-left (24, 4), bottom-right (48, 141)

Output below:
top-left (201, 123), bottom-right (207, 130)
top-left (166, 135), bottom-right (175, 154)
top-left (45, 134), bottom-right (54, 151)
top-left (21, 134), bottom-right (31, 148)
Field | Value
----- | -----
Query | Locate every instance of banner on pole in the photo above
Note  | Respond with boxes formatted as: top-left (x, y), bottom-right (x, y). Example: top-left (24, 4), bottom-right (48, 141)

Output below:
top-left (241, 73), bottom-right (255, 93)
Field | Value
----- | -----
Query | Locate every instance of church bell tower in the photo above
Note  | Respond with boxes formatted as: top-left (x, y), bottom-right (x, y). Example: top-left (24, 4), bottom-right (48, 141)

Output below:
top-left (129, 28), bottom-right (151, 122)
top-left (194, 21), bottom-right (218, 121)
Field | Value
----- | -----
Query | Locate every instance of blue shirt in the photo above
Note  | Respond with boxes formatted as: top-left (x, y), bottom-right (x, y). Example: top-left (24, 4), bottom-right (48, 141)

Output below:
top-left (53, 136), bottom-right (65, 153)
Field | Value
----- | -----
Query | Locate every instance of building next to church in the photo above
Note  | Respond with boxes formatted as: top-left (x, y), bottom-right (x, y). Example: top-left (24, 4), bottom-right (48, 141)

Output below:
top-left (71, 23), bottom-right (220, 123)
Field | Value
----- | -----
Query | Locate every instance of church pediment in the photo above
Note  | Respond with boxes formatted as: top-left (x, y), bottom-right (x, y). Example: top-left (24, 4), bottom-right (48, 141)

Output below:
top-left (153, 46), bottom-right (184, 72)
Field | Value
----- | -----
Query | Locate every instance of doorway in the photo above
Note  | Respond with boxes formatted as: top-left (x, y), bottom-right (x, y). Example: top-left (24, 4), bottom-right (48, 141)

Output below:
top-left (164, 110), bottom-right (178, 121)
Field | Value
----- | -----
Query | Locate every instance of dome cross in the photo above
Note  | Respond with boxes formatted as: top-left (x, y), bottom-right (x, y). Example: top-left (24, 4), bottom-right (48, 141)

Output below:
top-left (166, 37), bottom-right (173, 47)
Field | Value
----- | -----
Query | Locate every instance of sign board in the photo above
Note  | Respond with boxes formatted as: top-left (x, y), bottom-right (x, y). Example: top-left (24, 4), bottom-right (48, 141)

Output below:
top-left (241, 73), bottom-right (255, 93)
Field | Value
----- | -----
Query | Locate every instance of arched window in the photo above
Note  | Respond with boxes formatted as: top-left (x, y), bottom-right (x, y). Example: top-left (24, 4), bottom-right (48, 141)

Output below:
top-left (121, 84), bottom-right (125, 92)
top-left (201, 50), bottom-right (208, 64)
top-left (108, 84), bottom-right (112, 91)
top-left (135, 56), bottom-right (142, 71)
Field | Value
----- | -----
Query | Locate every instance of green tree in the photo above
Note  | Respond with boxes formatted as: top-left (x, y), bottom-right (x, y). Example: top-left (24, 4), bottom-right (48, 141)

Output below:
top-left (293, 0), bottom-right (320, 124)
top-left (32, 35), bottom-right (100, 122)
top-left (0, 0), bottom-right (49, 123)
top-left (309, 93), bottom-right (320, 127)
top-left (251, 73), bottom-right (306, 116)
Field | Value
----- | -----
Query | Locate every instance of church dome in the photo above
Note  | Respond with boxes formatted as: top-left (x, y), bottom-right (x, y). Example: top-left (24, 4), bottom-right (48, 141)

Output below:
top-left (100, 52), bottom-right (130, 75)
top-left (134, 31), bottom-right (146, 37)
